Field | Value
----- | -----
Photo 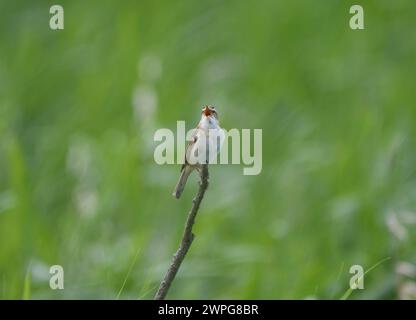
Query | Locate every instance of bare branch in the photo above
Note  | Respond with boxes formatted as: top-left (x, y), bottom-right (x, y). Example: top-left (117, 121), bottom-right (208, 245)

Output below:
top-left (154, 164), bottom-right (209, 300)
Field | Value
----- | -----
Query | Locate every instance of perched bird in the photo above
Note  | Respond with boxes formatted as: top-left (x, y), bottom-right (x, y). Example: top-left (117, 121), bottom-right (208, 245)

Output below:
top-left (172, 105), bottom-right (224, 199)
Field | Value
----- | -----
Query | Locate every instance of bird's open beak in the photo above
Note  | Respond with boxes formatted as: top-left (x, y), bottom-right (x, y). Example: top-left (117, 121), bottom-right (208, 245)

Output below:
top-left (203, 106), bottom-right (212, 116)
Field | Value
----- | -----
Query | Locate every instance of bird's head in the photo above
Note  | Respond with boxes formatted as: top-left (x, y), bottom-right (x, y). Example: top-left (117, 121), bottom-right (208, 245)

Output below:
top-left (199, 105), bottom-right (220, 129)
top-left (201, 105), bottom-right (218, 119)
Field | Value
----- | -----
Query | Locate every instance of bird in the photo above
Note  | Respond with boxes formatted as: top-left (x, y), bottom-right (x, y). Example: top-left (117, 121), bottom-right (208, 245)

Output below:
top-left (172, 105), bottom-right (225, 199)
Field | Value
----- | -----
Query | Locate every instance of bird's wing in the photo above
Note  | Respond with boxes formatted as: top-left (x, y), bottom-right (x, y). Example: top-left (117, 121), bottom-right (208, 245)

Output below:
top-left (181, 128), bottom-right (199, 171)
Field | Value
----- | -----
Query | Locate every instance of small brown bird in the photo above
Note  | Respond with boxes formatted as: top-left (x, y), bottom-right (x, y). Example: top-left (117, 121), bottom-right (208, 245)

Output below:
top-left (172, 105), bottom-right (224, 199)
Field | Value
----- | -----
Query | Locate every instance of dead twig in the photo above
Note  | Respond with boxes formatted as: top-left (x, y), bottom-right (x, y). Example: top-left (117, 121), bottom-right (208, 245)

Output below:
top-left (154, 165), bottom-right (209, 300)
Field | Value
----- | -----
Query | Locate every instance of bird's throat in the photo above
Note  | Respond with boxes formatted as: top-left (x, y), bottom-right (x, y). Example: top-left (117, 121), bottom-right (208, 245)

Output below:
top-left (199, 116), bottom-right (218, 130)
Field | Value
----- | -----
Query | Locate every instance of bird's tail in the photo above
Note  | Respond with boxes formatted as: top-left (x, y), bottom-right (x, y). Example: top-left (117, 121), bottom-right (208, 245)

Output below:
top-left (172, 166), bottom-right (193, 199)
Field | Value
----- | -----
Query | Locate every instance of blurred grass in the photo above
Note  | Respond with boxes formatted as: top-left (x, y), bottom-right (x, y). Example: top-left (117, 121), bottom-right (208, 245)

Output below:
top-left (1, 0), bottom-right (416, 299)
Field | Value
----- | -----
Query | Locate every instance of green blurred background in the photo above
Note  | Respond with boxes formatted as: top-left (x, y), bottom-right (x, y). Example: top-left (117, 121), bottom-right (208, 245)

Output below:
top-left (1, 0), bottom-right (416, 299)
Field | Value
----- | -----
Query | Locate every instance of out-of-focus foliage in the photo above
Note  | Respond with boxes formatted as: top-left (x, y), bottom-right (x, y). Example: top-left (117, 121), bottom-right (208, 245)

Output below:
top-left (1, 0), bottom-right (416, 299)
